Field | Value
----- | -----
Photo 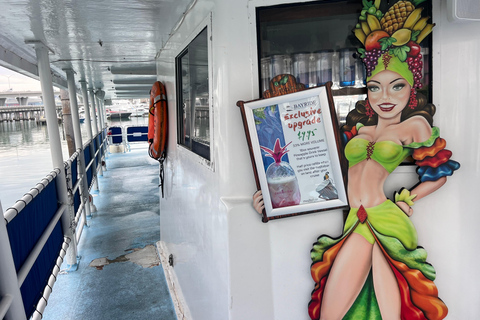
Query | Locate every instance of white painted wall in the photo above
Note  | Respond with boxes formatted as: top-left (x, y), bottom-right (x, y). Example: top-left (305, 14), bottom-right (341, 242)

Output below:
top-left (413, 1), bottom-right (480, 318)
top-left (158, 0), bottom-right (480, 319)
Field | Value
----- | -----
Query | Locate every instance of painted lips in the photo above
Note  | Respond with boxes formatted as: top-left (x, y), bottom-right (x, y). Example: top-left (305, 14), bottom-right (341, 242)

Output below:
top-left (378, 103), bottom-right (395, 112)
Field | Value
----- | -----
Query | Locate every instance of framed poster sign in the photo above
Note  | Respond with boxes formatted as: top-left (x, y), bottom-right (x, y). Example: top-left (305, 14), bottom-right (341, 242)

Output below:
top-left (238, 82), bottom-right (348, 222)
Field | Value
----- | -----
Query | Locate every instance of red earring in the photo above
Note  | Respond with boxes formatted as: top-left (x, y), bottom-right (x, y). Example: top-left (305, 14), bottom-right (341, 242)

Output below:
top-left (365, 99), bottom-right (374, 118)
top-left (408, 88), bottom-right (418, 109)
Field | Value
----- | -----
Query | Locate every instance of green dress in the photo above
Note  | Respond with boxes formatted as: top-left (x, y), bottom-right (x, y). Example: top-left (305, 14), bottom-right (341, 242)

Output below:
top-left (308, 127), bottom-right (458, 320)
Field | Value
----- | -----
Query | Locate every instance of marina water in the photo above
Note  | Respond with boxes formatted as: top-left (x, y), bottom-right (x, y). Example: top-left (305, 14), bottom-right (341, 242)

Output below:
top-left (0, 116), bottom-right (148, 210)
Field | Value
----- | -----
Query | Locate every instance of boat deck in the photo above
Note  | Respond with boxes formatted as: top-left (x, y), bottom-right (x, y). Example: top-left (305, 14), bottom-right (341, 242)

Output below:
top-left (42, 145), bottom-right (177, 320)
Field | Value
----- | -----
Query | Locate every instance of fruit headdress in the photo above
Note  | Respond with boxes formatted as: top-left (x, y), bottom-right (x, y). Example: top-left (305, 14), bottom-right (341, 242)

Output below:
top-left (353, 0), bottom-right (434, 90)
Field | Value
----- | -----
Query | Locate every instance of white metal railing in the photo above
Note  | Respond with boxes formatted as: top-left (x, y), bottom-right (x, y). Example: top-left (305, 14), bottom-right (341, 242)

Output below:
top-left (125, 126), bottom-right (148, 152)
top-left (65, 150), bottom-right (87, 243)
top-left (1, 168), bottom-right (62, 320)
top-left (108, 125), bottom-right (148, 153)
top-left (125, 126), bottom-right (149, 142)
top-left (107, 126), bottom-right (126, 152)
top-left (71, 129), bottom-right (108, 238)
top-left (30, 238), bottom-right (70, 320)
top-left (3, 168), bottom-right (60, 223)
top-left (0, 129), bottom-right (108, 320)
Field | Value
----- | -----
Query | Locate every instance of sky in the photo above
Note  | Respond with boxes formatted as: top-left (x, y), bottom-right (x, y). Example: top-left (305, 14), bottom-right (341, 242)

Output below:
top-left (0, 65), bottom-right (42, 92)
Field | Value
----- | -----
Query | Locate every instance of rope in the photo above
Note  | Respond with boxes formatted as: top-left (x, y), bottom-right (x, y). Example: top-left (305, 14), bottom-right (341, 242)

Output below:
top-left (159, 152), bottom-right (166, 198)
top-left (148, 140), bottom-right (154, 159)
top-left (147, 96), bottom-right (168, 198)
top-left (147, 140), bottom-right (166, 199)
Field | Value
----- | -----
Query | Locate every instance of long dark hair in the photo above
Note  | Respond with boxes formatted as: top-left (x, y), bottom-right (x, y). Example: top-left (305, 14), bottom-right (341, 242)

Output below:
top-left (341, 91), bottom-right (436, 132)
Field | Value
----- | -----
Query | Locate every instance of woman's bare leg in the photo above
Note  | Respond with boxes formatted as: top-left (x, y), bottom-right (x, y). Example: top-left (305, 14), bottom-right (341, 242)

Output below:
top-left (372, 243), bottom-right (401, 320)
top-left (320, 233), bottom-right (373, 320)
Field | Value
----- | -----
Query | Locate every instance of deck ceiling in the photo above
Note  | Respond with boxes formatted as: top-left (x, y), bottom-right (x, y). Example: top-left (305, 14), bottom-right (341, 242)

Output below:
top-left (0, 0), bottom-right (194, 100)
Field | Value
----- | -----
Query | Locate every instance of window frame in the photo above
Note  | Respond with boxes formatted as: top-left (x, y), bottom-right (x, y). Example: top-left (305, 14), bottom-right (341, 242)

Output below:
top-left (175, 18), bottom-right (213, 165)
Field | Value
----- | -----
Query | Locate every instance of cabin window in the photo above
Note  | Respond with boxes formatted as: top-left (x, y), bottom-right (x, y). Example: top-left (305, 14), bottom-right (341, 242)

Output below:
top-left (176, 27), bottom-right (210, 160)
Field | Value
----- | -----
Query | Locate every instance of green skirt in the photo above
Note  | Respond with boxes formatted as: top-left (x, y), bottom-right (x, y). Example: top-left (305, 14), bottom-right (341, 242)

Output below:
top-left (308, 200), bottom-right (447, 320)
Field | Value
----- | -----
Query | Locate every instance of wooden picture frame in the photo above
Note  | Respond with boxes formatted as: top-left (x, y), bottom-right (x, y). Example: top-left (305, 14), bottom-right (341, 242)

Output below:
top-left (238, 81), bottom-right (349, 222)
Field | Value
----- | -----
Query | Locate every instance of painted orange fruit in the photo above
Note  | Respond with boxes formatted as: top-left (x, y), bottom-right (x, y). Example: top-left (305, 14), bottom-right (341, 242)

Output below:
top-left (365, 30), bottom-right (390, 51)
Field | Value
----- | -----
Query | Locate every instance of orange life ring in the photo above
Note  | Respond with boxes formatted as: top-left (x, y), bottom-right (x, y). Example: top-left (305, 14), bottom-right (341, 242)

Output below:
top-left (148, 81), bottom-right (168, 160)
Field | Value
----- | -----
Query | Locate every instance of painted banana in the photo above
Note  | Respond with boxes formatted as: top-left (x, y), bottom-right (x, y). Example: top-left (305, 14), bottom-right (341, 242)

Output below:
top-left (354, 28), bottom-right (366, 45)
top-left (413, 17), bottom-right (429, 31)
top-left (416, 23), bottom-right (435, 43)
top-left (403, 8), bottom-right (424, 29)
top-left (361, 22), bottom-right (371, 36)
top-left (367, 14), bottom-right (382, 31)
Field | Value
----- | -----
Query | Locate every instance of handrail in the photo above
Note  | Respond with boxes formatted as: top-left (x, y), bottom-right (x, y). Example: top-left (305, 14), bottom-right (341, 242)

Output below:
top-left (84, 149), bottom-right (95, 172)
top-left (83, 137), bottom-right (99, 190)
top-left (3, 168), bottom-right (60, 223)
top-left (76, 214), bottom-right (86, 243)
top-left (72, 178), bottom-right (82, 198)
top-left (64, 147), bottom-right (90, 246)
top-left (65, 150), bottom-right (83, 212)
top-left (66, 149), bottom-right (80, 164)
top-left (94, 145), bottom-right (102, 158)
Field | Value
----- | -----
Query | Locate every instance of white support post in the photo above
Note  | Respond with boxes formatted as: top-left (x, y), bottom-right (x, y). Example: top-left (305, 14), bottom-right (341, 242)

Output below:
top-left (100, 97), bottom-right (106, 145)
top-left (95, 96), bottom-right (102, 131)
top-left (79, 81), bottom-right (93, 142)
top-left (0, 204), bottom-right (27, 320)
top-left (65, 70), bottom-right (90, 226)
top-left (95, 90), bottom-right (106, 131)
top-left (100, 97), bottom-right (106, 129)
top-left (95, 93), bottom-right (104, 175)
top-left (88, 89), bottom-right (102, 182)
top-left (95, 91), bottom-right (106, 169)
top-left (89, 89), bottom-right (99, 136)
top-left (32, 41), bottom-right (78, 268)
top-left (100, 95), bottom-right (106, 129)
top-left (79, 81), bottom-right (98, 192)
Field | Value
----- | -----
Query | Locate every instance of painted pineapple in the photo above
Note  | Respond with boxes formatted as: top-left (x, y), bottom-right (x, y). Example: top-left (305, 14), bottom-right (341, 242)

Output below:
top-left (380, 1), bottom-right (419, 35)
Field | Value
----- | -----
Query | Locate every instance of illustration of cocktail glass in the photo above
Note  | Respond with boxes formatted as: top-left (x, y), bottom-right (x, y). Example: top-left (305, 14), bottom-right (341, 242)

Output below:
top-left (260, 138), bottom-right (301, 208)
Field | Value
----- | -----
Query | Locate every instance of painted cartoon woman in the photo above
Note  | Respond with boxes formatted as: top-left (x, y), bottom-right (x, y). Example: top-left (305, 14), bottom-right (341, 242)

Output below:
top-left (253, 1), bottom-right (459, 319)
